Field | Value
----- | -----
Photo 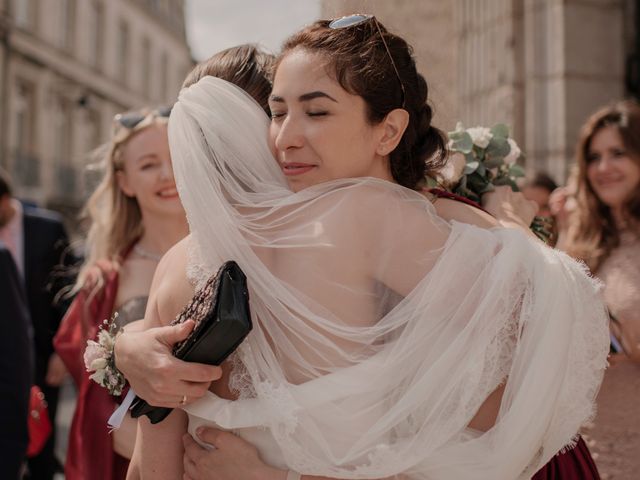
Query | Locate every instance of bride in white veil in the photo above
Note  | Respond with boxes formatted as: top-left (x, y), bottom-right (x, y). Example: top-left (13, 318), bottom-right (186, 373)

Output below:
top-left (130, 20), bottom-right (609, 480)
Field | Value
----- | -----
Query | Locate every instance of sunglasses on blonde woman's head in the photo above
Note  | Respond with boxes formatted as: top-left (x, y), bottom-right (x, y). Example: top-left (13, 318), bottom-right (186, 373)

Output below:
top-left (112, 105), bottom-right (172, 140)
top-left (328, 14), bottom-right (406, 109)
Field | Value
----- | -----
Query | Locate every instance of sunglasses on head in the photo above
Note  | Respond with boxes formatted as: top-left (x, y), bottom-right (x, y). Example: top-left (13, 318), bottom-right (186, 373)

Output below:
top-left (328, 14), bottom-right (406, 109)
top-left (113, 105), bottom-right (172, 133)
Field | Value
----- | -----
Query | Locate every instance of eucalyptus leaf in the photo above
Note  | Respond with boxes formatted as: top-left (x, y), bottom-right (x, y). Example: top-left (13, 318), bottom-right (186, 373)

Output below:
top-left (508, 164), bottom-right (526, 178)
top-left (448, 131), bottom-right (473, 154)
top-left (486, 137), bottom-right (510, 159)
top-left (467, 171), bottom-right (491, 195)
top-left (490, 123), bottom-right (510, 139)
top-left (463, 160), bottom-right (480, 175)
top-left (483, 154), bottom-right (505, 169)
top-left (476, 162), bottom-right (487, 178)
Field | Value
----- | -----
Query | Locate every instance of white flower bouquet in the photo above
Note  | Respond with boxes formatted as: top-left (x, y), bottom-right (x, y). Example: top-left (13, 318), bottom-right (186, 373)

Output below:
top-left (438, 122), bottom-right (525, 203)
top-left (84, 315), bottom-right (126, 396)
top-left (428, 122), bottom-right (553, 243)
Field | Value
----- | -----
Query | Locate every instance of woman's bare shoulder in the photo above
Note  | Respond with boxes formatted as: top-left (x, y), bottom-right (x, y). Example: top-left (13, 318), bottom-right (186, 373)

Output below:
top-left (431, 197), bottom-right (499, 229)
top-left (163, 236), bottom-right (190, 264)
top-left (152, 237), bottom-right (195, 325)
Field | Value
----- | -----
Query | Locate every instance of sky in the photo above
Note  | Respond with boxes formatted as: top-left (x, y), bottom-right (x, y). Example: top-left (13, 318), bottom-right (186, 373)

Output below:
top-left (185, 0), bottom-right (322, 61)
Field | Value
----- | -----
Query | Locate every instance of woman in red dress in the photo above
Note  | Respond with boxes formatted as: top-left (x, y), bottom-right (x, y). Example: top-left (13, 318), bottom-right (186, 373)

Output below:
top-left (54, 107), bottom-right (188, 480)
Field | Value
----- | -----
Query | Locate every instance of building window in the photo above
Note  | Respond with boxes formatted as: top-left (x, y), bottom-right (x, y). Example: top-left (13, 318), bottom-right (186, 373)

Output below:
top-left (13, 81), bottom-right (39, 186)
top-left (52, 97), bottom-right (73, 164)
top-left (141, 36), bottom-right (151, 95)
top-left (117, 20), bottom-right (130, 86)
top-left (83, 109), bottom-right (101, 153)
top-left (52, 97), bottom-right (76, 198)
top-left (88, 0), bottom-right (104, 69)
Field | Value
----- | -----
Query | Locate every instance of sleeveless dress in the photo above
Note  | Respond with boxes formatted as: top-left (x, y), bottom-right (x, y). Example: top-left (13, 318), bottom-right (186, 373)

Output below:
top-left (54, 254), bottom-right (148, 480)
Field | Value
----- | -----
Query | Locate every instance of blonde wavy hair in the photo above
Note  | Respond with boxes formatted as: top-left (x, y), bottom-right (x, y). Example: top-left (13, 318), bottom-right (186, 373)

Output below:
top-left (564, 100), bottom-right (640, 271)
top-left (74, 109), bottom-right (169, 293)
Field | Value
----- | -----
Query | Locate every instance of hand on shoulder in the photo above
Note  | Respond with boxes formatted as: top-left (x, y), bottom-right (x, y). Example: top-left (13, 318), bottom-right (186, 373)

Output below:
top-left (481, 185), bottom-right (538, 229)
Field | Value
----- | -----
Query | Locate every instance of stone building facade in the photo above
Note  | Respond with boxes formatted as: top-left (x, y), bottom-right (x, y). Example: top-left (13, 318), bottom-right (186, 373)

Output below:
top-left (1, 0), bottom-right (192, 211)
top-left (321, 0), bottom-right (634, 182)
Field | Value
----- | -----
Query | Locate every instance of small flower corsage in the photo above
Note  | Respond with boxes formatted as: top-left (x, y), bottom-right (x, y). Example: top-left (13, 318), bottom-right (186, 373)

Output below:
top-left (84, 314), bottom-right (126, 396)
top-left (427, 122), bottom-right (554, 244)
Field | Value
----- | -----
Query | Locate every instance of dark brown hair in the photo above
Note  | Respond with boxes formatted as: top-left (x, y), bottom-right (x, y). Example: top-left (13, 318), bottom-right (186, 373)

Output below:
top-left (565, 100), bottom-right (640, 270)
top-left (183, 44), bottom-right (275, 115)
top-left (526, 171), bottom-right (558, 194)
top-left (278, 19), bottom-right (447, 190)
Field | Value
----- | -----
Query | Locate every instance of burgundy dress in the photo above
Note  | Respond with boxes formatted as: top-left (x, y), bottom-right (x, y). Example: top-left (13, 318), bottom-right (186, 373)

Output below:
top-left (429, 189), bottom-right (601, 479)
top-left (54, 262), bottom-right (129, 480)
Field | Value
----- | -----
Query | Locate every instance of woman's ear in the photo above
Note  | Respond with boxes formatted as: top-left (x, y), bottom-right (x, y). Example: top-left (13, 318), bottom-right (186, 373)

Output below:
top-left (115, 170), bottom-right (135, 198)
top-left (376, 108), bottom-right (410, 156)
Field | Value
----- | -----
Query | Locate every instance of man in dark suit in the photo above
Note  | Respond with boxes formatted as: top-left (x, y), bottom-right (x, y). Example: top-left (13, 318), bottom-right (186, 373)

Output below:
top-left (0, 242), bottom-right (33, 479)
top-left (0, 169), bottom-right (71, 479)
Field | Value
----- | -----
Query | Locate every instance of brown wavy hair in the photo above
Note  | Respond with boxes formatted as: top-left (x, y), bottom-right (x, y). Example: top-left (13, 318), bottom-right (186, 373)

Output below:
top-left (277, 18), bottom-right (447, 190)
top-left (183, 44), bottom-right (275, 115)
top-left (564, 100), bottom-right (640, 270)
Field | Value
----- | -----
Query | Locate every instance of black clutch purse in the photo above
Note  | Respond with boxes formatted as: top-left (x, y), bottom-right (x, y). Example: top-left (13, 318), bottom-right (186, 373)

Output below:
top-left (129, 260), bottom-right (252, 424)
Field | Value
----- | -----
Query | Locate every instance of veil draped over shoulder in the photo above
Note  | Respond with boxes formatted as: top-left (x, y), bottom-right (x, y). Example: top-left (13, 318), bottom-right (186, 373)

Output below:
top-left (168, 77), bottom-right (609, 479)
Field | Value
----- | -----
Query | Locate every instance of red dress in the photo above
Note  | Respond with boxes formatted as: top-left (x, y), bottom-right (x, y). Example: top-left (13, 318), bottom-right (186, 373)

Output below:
top-left (54, 262), bottom-right (129, 480)
top-left (429, 189), bottom-right (600, 479)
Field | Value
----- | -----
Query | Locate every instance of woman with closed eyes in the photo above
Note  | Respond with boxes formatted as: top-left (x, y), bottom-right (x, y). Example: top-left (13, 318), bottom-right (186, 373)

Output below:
top-left (126, 18), bottom-right (608, 480)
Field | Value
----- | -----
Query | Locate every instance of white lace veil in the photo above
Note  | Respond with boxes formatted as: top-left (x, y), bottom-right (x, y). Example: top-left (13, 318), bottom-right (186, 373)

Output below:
top-left (170, 77), bottom-right (609, 479)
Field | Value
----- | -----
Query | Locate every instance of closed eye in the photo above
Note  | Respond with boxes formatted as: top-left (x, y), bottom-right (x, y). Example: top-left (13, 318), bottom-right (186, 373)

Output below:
top-left (611, 148), bottom-right (626, 157)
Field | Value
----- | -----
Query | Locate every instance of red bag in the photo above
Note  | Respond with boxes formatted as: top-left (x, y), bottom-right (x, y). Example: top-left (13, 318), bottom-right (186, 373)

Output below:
top-left (27, 385), bottom-right (52, 457)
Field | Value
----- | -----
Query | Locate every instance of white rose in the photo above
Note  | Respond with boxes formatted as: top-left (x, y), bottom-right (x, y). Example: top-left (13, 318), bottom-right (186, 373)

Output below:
top-left (504, 138), bottom-right (521, 165)
top-left (439, 152), bottom-right (466, 185)
top-left (98, 329), bottom-right (115, 350)
top-left (89, 357), bottom-right (108, 371)
top-left (90, 369), bottom-right (106, 385)
top-left (83, 340), bottom-right (105, 371)
top-left (467, 127), bottom-right (493, 149)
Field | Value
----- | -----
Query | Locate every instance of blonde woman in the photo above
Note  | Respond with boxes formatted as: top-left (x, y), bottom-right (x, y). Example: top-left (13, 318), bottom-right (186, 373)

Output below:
top-left (54, 108), bottom-right (188, 480)
top-left (554, 100), bottom-right (640, 478)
